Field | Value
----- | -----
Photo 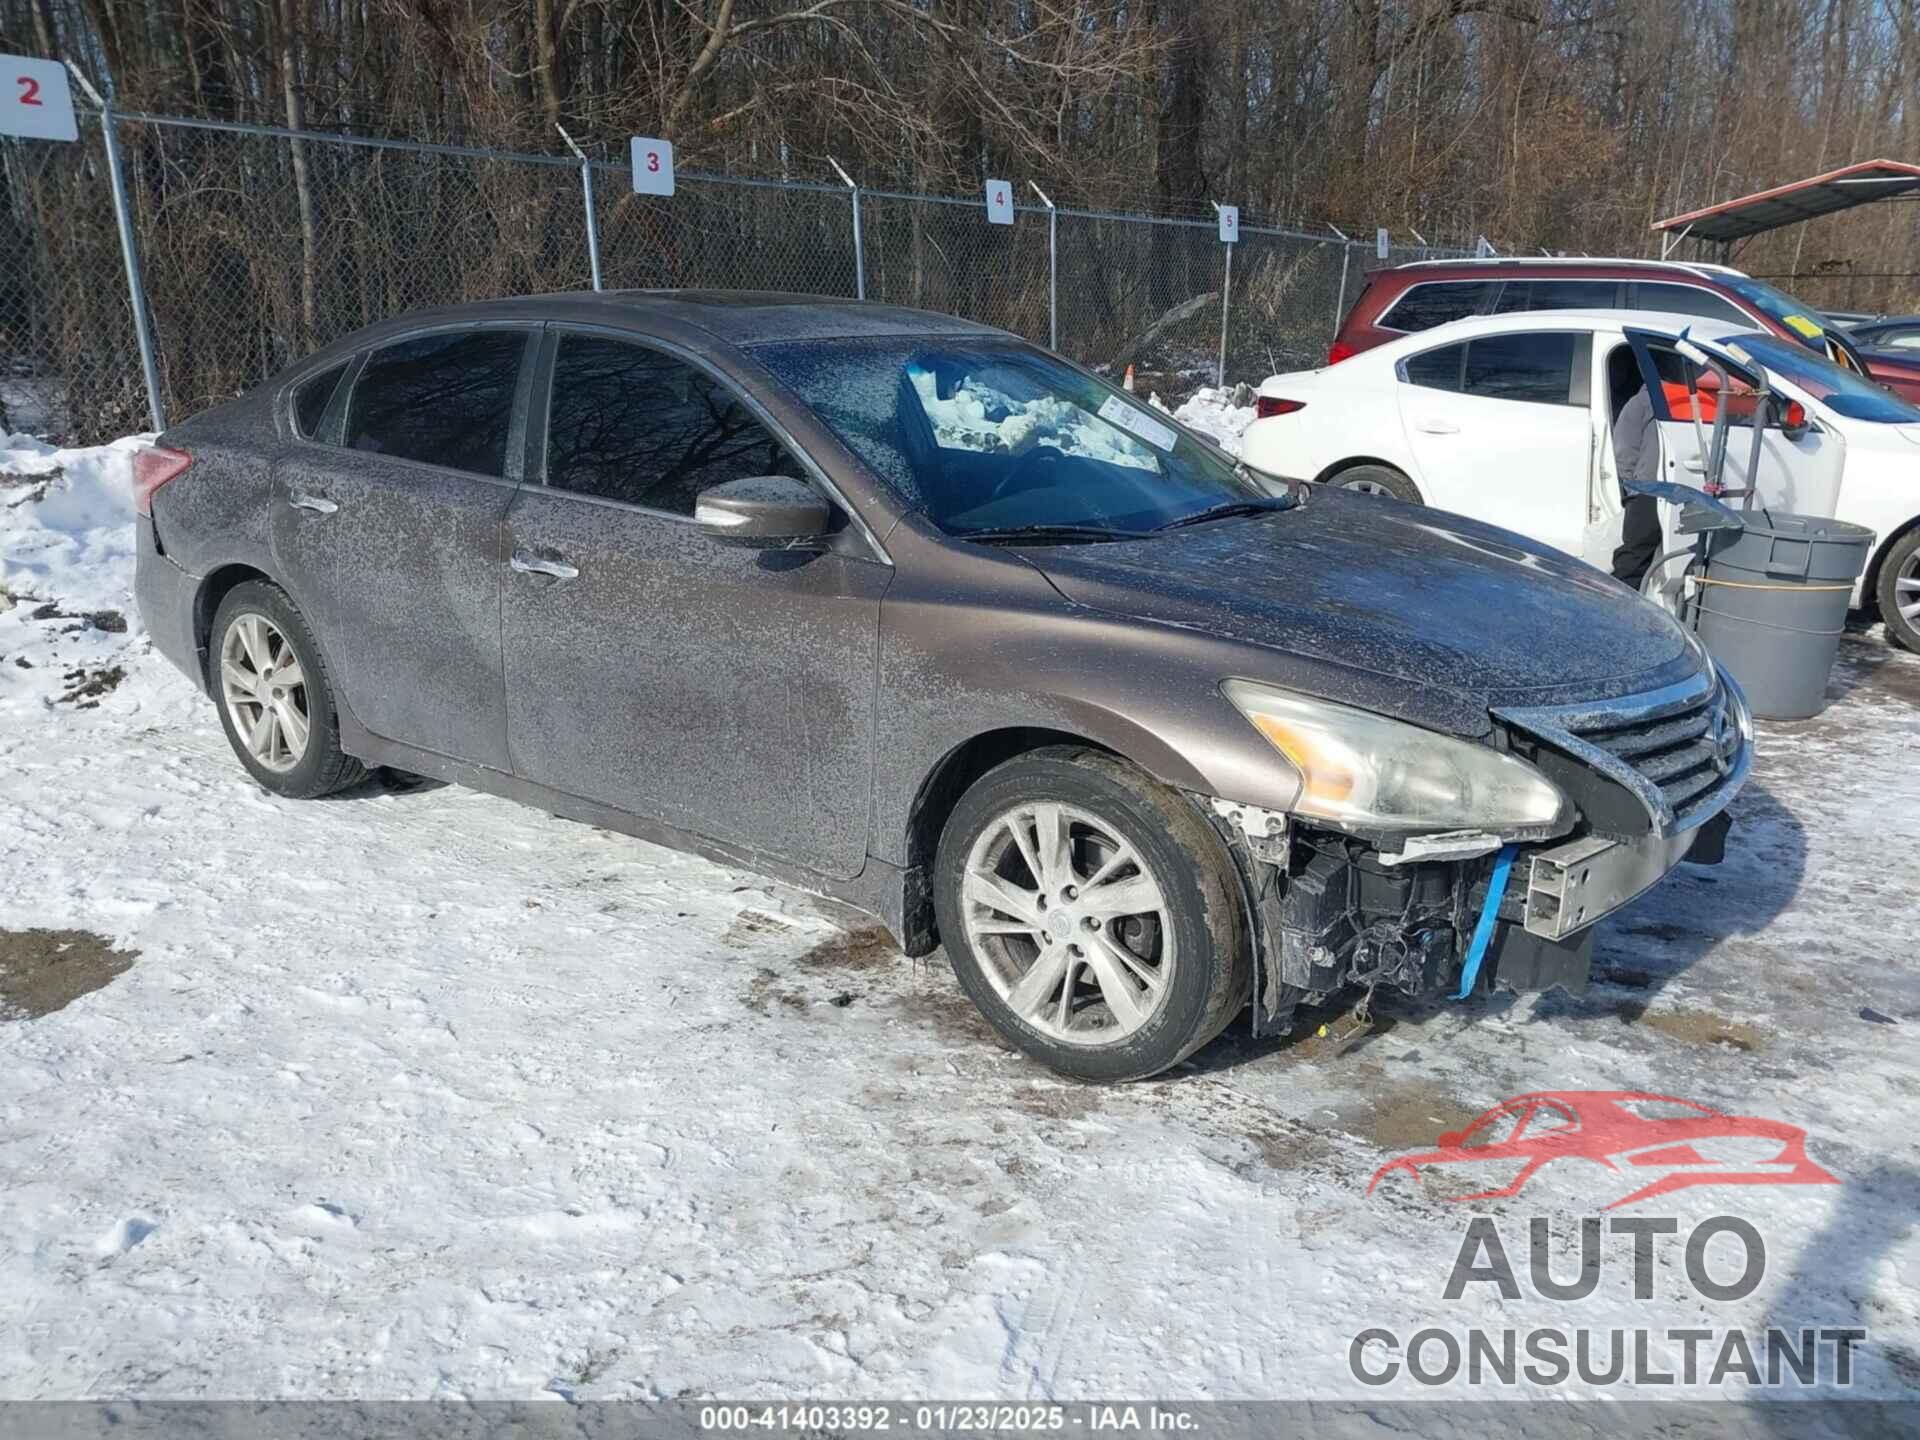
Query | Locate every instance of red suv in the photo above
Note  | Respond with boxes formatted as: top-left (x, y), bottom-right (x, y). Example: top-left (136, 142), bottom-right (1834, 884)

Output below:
top-left (1328, 257), bottom-right (1920, 402)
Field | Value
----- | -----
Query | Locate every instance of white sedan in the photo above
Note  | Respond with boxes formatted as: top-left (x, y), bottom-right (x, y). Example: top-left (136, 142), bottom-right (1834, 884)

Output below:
top-left (1239, 309), bottom-right (1920, 650)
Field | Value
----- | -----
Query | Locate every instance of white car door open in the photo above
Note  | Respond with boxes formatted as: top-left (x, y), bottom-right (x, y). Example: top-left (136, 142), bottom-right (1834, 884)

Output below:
top-left (1624, 329), bottom-right (1845, 520)
top-left (1395, 329), bottom-right (1595, 560)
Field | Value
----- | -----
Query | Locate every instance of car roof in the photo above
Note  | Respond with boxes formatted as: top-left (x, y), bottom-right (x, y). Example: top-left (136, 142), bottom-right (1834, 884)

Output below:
top-left (1391, 256), bottom-right (1748, 279)
top-left (1358, 309), bottom-right (1765, 348)
top-left (304, 290), bottom-right (1009, 362)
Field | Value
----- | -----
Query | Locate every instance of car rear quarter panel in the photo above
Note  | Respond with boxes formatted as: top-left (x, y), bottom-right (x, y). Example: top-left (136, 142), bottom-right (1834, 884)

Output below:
top-left (149, 395), bottom-right (282, 584)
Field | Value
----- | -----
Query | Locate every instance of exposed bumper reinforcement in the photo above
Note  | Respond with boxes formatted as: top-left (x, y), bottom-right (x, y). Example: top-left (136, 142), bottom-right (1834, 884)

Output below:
top-left (1523, 827), bottom-right (1700, 940)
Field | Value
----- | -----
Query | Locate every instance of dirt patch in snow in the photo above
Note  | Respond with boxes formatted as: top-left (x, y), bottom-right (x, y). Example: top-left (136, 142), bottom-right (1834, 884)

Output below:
top-left (797, 924), bottom-right (898, 972)
top-left (56, 663), bottom-right (127, 707)
top-left (0, 928), bottom-right (137, 1019)
top-left (1628, 1005), bottom-right (1768, 1052)
top-left (1333, 1076), bottom-right (1483, 1152)
top-left (721, 910), bottom-right (795, 948)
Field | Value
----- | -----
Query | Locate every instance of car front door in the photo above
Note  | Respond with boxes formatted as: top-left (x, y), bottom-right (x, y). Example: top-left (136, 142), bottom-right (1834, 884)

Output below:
top-left (499, 329), bottom-right (888, 879)
top-left (271, 326), bottom-right (535, 771)
top-left (1394, 329), bottom-right (1595, 558)
top-left (1623, 329), bottom-right (1847, 519)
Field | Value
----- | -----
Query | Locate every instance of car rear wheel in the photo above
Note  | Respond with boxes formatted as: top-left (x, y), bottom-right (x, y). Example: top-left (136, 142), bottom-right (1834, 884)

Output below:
top-left (932, 747), bottom-right (1252, 1082)
top-left (1877, 529), bottom-right (1920, 653)
top-left (210, 581), bottom-right (366, 799)
top-left (1331, 464), bottom-right (1422, 504)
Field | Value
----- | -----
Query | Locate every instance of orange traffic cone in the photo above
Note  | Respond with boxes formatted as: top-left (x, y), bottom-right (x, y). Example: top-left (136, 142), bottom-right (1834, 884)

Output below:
top-left (1123, 364), bottom-right (1136, 393)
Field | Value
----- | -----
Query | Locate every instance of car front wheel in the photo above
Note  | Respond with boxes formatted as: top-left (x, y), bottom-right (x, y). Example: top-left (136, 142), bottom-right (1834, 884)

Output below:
top-left (1877, 528), bottom-right (1920, 653)
top-left (1331, 463), bottom-right (1422, 504)
top-left (932, 747), bottom-right (1252, 1082)
top-left (210, 580), bottom-right (366, 799)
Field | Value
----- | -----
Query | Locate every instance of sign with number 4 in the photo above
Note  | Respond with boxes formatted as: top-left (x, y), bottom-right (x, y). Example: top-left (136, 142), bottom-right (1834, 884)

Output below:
top-left (631, 136), bottom-right (675, 196)
top-left (0, 55), bottom-right (77, 142)
top-left (984, 179), bottom-right (1014, 226)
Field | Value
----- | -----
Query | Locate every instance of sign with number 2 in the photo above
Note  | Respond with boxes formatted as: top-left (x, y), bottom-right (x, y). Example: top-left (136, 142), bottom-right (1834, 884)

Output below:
top-left (0, 55), bottom-right (77, 142)
top-left (630, 136), bottom-right (675, 197)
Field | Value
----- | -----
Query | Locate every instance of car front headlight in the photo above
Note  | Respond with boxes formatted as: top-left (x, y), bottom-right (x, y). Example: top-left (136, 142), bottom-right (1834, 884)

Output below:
top-left (1221, 679), bottom-right (1570, 833)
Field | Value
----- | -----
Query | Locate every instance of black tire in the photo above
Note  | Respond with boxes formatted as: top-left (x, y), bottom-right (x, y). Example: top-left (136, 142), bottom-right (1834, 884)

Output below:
top-left (932, 746), bottom-right (1253, 1082)
top-left (1329, 463), bottom-right (1422, 505)
top-left (209, 580), bottom-right (366, 799)
top-left (1875, 528), bottom-right (1920, 653)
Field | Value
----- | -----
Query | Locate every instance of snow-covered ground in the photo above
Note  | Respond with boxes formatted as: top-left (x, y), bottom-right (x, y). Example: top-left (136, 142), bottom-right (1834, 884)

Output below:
top-left (2, 433), bottom-right (1918, 1405)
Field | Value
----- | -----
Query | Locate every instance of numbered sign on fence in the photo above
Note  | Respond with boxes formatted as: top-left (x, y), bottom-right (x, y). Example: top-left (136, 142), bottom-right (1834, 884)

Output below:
top-left (984, 179), bottom-right (1014, 225)
top-left (631, 136), bottom-right (675, 196)
top-left (0, 55), bottom-right (77, 142)
top-left (1217, 205), bottom-right (1239, 244)
top-left (1376, 227), bottom-right (1390, 260)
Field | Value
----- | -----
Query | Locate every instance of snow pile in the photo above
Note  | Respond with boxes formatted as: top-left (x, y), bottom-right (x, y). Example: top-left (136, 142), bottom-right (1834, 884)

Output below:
top-left (1, 432), bottom-right (146, 612)
top-left (909, 365), bottom-right (1155, 470)
top-left (0, 432), bottom-right (150, 716)
top-left (1173, 386), bottom-right (1256, 456)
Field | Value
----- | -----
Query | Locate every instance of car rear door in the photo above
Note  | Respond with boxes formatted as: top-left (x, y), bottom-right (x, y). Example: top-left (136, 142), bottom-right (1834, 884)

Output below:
top-left (271, 325), bottom-right (536, 771)
top-left (498, 328), bottom-right (888, 879)
top-left (1393, 328), bottom-right (1595, 559)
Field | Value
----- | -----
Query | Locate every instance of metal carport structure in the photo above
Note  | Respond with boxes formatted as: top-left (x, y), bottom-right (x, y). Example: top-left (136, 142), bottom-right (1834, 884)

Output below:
top-left (1653, 158), bottom-right (1920, 257)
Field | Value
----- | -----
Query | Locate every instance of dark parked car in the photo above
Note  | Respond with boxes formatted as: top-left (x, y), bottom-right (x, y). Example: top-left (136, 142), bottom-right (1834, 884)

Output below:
top-left (133, 293), bottom-right (1750, 1081)
top-left (1322, 257), bottom-right (1920, 405)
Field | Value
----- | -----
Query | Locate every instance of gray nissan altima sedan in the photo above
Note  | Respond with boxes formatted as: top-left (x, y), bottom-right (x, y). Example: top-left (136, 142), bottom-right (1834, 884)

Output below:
top-left (133, 292), bottom-right (1751, 1081)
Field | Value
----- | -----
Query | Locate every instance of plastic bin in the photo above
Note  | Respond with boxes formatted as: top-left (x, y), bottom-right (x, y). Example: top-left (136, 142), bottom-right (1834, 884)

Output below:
top-left (1693, 512), bottom-right (1875, 721)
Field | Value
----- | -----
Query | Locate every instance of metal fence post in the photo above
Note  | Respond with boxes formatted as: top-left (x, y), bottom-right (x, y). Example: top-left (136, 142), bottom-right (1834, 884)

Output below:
top-left (830, 158), bottom-right (864, 300)
top-left (1029, 181), bottom-right (1057, 351)
top-left (558, 126), bottom-right (602, 291)
top-left (1329, 225), bottom-right (1352, 339)
top-left (1217, 240), bottom-right (1233, 387)
top-left (69, 67), bottom-right (165, 432)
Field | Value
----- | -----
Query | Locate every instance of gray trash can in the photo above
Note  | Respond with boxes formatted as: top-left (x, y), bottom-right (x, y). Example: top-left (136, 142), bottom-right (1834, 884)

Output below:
top-left (1692, 512), bottom-right (1875, 721)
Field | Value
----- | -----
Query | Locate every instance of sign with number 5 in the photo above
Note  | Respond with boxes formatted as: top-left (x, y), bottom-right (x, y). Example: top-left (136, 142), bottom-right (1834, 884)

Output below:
top-left (630, 136), bottom-right (675, 196)
top-left (0, 55), bottom-right (77, 142)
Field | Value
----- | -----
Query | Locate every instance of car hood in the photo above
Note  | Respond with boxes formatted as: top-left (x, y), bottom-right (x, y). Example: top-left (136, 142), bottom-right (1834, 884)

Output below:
top-left (1025, 488), bottom-right (1693, 712)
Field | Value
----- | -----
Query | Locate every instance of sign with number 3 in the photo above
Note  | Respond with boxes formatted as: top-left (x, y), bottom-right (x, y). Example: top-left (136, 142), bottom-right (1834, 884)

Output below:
top-left (630, 136), bottom-right (675, 197)
top-left (0, 55), bottom-right (77, 142)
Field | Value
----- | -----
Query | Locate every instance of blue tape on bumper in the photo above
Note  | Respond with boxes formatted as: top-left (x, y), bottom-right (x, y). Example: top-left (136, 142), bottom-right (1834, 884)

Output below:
top-left (1453, 845), bottom-right (1517, 1000)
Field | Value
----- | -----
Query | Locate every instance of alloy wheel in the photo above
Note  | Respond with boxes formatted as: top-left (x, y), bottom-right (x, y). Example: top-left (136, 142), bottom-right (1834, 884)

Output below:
top-left (961, 802), bottom-right (1175, 1046)
top-left (219, 613), bottom-right (311, 774)
top-left (1897, 550), bottom-right (1920, 628)
top-left (1341, 476), bottom-right (1393, 496)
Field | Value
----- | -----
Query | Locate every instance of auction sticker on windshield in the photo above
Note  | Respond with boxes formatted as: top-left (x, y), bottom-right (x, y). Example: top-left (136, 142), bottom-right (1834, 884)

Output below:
top-left (1097, 394), bottom-right (1177, 452)
top-left (1782, 313), bottom-right (1825, 339)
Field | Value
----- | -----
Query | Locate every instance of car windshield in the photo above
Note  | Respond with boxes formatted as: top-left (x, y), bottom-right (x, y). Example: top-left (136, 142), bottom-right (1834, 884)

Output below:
top-left (749, 336), bottom-right (1287, 538)
top-left (1717, 332), bottom-right (1920, 423)
top-left (1718, 274), bottom-right (1840, 351)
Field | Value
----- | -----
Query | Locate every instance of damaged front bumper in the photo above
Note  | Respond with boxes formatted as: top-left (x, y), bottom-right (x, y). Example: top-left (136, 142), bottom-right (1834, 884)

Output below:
top-left (1206, 662), bottom-right (1752, 1036)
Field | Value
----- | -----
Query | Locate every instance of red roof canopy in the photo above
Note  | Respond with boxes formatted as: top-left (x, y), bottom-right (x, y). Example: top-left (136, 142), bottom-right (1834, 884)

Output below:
top-left (1653, 158), bottom-right (1920, 243)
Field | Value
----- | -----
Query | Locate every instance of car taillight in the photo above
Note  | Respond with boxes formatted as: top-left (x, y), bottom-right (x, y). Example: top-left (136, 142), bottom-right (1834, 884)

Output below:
top-left (133, 446), bottom-right (191, 516)
top-left (1255, 396), bottom-right (1305, 419)
top-left (1327, 341), bottom-right (1357, 366)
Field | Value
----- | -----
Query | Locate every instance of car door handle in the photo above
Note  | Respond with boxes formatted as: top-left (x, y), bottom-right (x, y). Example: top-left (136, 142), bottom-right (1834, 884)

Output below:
top-left (1415, 418), bottom-right (1461, 435)
top-left (289, 491), bottom-right (338, 515)
top-left (509, 550), bottom-right (579, 581)
top-left (1681, 456), bottom-right (1707, 473)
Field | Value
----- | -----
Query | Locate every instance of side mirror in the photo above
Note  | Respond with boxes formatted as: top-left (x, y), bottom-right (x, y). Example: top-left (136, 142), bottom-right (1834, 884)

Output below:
top-left (694, 475), bottom-right (833, 548)
top-left (1774, 396), bottom-right (1811, 443)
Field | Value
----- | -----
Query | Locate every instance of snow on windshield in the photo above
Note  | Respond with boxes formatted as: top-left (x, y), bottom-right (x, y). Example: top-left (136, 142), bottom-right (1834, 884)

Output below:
top-left (908, 365), bottom-right (1158, 471)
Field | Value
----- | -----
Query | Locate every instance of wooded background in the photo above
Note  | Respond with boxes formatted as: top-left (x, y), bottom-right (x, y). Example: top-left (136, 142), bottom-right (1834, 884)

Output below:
top-left (5, 0), bottom-right (1918, 293)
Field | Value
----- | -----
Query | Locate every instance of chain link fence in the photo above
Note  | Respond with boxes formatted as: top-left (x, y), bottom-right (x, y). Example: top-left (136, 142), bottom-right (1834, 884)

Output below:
top-left (1, 110), bottom-right (1486, 444)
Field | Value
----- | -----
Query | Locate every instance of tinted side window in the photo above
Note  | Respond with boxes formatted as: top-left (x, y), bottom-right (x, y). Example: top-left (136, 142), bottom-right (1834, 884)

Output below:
top-left (1631, 282), bottom-right (1748, 325)
top-left (345, 330), bottom-right (526, 476)
top-left (1462, 332), bottom-right (1577, 405)
top-left (1380, 281), bottom-right (1494, 332)
top-left (1403, 343), bottom-right (1465, 391)
top-left (544, 334), bottom-right (803, 514)
top-left (1493, 279), bottom-right (1619, 313)
top-left (292, 363), bottom-right (347, 439)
